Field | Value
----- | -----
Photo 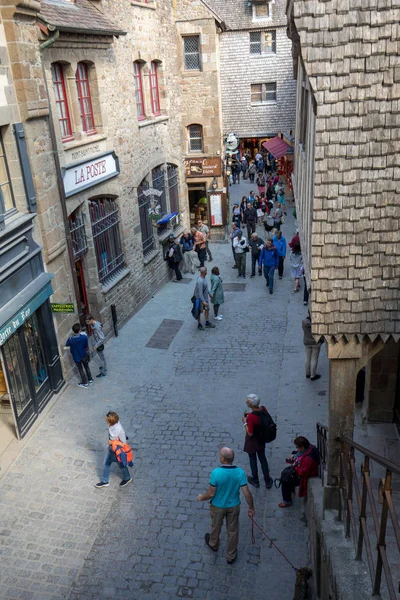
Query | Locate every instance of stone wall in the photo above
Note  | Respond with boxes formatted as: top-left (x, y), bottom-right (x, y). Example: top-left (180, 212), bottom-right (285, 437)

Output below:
top-left (219, 27), bottom-right (297, 136)
top-left (289, 0), bottom-right (400, 342)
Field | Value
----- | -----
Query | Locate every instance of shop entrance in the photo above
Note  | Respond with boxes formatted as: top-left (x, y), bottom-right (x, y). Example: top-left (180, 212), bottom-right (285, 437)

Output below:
top-left (0, 312), bottom-right (52, 438)
top-left (188, 183), bottom-right (208, 228)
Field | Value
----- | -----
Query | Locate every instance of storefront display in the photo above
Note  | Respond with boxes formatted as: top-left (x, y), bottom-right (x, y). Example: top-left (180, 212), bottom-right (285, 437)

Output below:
top-left (0, 213), bottom-right (64, 439)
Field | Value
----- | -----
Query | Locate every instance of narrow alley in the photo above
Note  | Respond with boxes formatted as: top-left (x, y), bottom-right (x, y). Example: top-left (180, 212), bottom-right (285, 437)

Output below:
top-left (0, 179), bottom-right (328, 600)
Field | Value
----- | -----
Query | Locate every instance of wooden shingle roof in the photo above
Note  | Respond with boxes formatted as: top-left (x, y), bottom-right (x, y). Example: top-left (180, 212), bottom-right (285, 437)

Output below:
top-left (39, 0), bottom-right (126, 36)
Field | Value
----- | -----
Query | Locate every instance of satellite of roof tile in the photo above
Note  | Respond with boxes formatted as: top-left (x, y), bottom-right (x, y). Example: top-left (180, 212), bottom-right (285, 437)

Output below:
top-left (39, 0), bottom-right (125, 36)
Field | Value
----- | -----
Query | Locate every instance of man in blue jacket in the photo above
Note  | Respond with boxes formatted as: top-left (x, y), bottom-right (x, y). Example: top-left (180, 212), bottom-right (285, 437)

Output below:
top-left (272, 230), bottom-right (287, 279)
top-left (66, 323), bottom-right (93, 388)
top-left (258, 238), bottom-right (278, 294)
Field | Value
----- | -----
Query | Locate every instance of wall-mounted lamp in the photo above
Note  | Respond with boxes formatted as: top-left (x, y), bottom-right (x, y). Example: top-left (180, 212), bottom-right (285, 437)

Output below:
top-left (212, 177), bottom-right (218, 190)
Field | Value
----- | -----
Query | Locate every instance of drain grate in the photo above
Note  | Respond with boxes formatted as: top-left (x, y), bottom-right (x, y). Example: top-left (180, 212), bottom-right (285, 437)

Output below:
top-left (146, 319), bottom-right (184, 350)
top-left (224, 283), bottom-right (247, 292)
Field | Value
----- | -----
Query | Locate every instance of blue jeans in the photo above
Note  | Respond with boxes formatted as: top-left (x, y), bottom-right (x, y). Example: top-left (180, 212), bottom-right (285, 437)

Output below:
top-left (264, 265), bottom-right (275, 293)
top-left (248, 448), bottom-right (271, 484)
top-left (101, 447), bottom-right (130, 483)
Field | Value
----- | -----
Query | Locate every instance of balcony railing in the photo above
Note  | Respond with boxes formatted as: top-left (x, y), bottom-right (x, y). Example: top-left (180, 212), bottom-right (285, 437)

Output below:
top-left (316, 423), bottom-right (400, 599)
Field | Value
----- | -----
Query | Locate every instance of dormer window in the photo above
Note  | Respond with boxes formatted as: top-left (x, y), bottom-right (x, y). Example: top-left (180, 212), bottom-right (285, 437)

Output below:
top-left (253, 2), bottom-right (270, 20)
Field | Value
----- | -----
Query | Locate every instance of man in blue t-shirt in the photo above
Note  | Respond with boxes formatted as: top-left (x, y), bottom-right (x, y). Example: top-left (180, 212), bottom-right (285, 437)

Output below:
top-left (197, 447), bottom-right (255, 564)
top-left (66, 323), bottom-right (93, 388)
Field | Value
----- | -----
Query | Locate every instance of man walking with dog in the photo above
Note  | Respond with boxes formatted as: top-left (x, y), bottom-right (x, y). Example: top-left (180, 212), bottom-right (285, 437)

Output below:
top-left (197, 447), bottom-right (254, 565)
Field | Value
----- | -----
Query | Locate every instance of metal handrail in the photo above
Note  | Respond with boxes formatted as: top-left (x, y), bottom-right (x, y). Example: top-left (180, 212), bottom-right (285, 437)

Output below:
top-left (316, 423), bottom-right (400, 599)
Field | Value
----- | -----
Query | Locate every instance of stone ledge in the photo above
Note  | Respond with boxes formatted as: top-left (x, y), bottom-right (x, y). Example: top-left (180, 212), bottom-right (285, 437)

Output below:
top-left (101, 267), bottom-right (131, 294)
top-left (138, 115), bottom-right (169, 128)
top-left (143, 248), bottom-right (159, 266)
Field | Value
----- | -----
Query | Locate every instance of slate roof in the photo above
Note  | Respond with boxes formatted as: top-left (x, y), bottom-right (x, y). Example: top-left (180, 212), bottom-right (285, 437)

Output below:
top-left (39, 0), bottom-right (126, 36)
top-left (205, 0), bottom-right (287, 30)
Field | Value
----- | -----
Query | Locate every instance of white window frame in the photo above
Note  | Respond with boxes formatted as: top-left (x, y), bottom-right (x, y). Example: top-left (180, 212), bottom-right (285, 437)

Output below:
top-left (252, 2), bottom-right (271, 21)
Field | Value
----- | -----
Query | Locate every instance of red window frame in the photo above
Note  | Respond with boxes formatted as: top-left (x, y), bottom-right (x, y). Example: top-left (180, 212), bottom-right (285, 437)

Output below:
top-left (76, 63), bottom-right (96, 134)
top-left (134, 62), bottom-right (146, 121)
top-left (51, 63), bottom-right (73, 141)
top-left (150, 62), bottom-right (161, 116)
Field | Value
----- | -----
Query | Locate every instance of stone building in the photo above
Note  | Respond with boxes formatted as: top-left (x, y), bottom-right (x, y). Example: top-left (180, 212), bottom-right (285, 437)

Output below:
top-left (38, 0), bottom-right (187, 341)
top-left (206, 0), bottom-right (297, 156)
top-left (0, 0), bottom-right (191, 440)
top-left (287, 0), bottom-right (400, 595)
top-left (176, 0), bottom-right (226, 232)
top-left (0, 1), bottom-right (64, 442)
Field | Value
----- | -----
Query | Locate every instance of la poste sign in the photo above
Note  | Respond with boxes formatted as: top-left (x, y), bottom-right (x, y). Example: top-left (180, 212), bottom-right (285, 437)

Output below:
top-left (63, 151), bottom-right (120, 198)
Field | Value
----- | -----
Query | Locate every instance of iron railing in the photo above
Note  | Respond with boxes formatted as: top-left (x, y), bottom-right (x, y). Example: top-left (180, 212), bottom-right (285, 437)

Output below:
top-left (316, 422), bottom-right (328, 485)
top-left (89, 198), bottom-right (125, 284)
top-left (316, 423), bottom-right (400, 599)
top-left (69, 212), bottom-right (88, 261)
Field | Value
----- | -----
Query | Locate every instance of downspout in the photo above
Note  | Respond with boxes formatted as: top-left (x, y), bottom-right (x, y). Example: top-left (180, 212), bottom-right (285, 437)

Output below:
top-left (39, 30), bottom-right (83, 320)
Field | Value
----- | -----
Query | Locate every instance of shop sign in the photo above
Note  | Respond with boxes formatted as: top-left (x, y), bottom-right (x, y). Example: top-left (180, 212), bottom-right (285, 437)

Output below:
top-left (51, 303), bottom-right (75, 314)
top-left (210, 193), bottom-right (223, 226)
top-left (63, 151), bottom-right (120, 198)
top-left (0, 283), bottom-right (53, 346)
top-left (185, 157), bottom-right (222, 178)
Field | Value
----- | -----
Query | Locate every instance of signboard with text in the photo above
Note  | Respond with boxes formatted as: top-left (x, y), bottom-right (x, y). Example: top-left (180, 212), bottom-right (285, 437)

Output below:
top-left (63, 151), bottom-right (120, 198)
top-left (210, 193), bottom-right (223, 226)
top-left (184, 157), bottom-right (222, 178)
top-left (51, 303), bottom-right (75, 314)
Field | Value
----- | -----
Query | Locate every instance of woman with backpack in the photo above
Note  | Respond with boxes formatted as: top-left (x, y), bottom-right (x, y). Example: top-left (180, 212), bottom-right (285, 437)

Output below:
top-left (242, 394), bottom-right (274, 490)
top-left (95, 411), bottom-right (133, 489)
top-left (278, 436), bottom-right (319, 507)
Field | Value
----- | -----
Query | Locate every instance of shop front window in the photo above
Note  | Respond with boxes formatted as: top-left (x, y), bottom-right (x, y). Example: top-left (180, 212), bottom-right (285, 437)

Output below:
top-left (23, 314), bottom-right (48, 393)
top-left (89, 198), bottom-right (125, 285)
top-left (3, 334), bottom-right (32, 417)
top-left (152, 166), bottom-right (167, 213)
top-left (138, 179), bottom-right (155, 255)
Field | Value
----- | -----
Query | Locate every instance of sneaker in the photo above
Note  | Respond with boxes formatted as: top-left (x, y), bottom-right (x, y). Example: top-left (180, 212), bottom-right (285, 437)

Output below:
top-left (247, 476), bottom-right (260, 488)
top-left (205, 322), bottom-right (216, 328)
top-left (311, 374), bottom-right (321, 381)
top-left (269, 290), bottom-right (273, 294)
top-left (95, 481), bottom-right (109, 488)
top-left (198, 323), bottom-right (204, 330)
top-left (227, 553), bottom-right (237, 565)
top-left (214, 315), bottom-right (223, 321)
top-left (78, 383), bottom-right (88, 389)
top-left (303, 301), bottom-right (308, 306)
top-left (96, 372), bottom-right (106, 378)
top-left (218, 315), bottom-right (223, 318)
top-left (88, 379), bottom-right (94, 385)
top-left (232, 265), bottom-right (238, 269)
top-left (258, 271), bottom-right (262, 276)
top-left (119, 478), bottom-right (132, 488)
top-left (265, 478), bottom-right (273, 489)
top-left (279, 276), bottom-right (282, 280)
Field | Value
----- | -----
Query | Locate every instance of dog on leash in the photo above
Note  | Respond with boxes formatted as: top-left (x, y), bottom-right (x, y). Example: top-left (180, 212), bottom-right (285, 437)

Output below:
top-left (293, 567), bottom-right (313, 600)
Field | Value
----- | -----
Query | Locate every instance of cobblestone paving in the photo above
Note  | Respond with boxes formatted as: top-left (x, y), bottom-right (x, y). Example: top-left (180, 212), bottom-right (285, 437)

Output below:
top-left (0, 179), bottom-right (328, 600)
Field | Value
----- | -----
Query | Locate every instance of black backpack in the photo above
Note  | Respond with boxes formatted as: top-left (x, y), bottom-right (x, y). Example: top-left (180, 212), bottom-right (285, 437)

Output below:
top-left (254, 410), bottom-right (277, 444)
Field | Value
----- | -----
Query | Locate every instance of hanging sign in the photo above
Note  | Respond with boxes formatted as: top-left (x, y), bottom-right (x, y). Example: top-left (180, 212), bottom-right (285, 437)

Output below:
top-left (51, 303), bottom-right (75, 314)
top-left (210, 193), bottom-right (223, 226)
top-left (185, 157), bottom-right (222, 178)
top-left (63, 151), bottom-right (120, 198)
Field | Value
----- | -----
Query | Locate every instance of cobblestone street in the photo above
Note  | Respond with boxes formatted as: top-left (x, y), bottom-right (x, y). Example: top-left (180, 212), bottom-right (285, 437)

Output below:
top-left (0, 180), bottom-right (329, 600)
